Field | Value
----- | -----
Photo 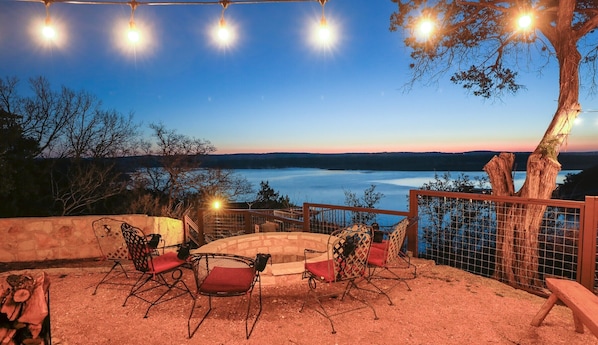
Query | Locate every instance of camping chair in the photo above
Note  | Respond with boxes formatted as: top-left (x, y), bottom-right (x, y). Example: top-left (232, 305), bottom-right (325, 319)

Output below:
top-left (300, 226), bottom-right (377, 334)
top-left (121, 222), bottom-right (193, 318)
top-left (91, 217), bottom-right (136, 295)
top-left (365, 218), bottom-right (417, 305)
top-left (187, 252), bottom-right (271, 339)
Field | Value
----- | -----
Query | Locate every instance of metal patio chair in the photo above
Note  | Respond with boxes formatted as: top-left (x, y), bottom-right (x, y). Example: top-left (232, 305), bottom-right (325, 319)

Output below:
top-left (364, 218), bottom-right (417, 304)
top-left (187, 252), bottom-right (271, 339)
top-left (121, 222), bottom-right (193, 318)
top-left (300, 225), bottom-right (377, 334)
top-left (91, 217), bottom-right (135, 295)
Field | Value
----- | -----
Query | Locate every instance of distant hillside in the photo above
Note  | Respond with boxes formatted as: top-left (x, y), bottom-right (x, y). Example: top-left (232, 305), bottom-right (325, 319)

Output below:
top-left (197, 151), bottom-right (598, 171)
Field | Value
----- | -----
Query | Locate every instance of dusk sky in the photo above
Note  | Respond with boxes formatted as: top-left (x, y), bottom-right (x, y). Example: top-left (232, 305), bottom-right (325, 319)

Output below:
top-left (0, 0), bottom-right (596, 154)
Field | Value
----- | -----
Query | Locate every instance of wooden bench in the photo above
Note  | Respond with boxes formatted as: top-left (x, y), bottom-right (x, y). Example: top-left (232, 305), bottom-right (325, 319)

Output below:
top-left (531, 277), bottom-right (598, 338)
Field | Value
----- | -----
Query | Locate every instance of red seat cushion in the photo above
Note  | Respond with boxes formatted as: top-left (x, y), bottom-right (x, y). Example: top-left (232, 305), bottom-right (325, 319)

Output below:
top-left (371, 241), bottom-right (388, 251)
top-left (200, 266), bottom-right (255, 294)
top-left (368, 247), bottom-right (386, 267)
top-left (305, 259), bottom-right (335, 282)
top-left (149, 252), bottom-right (186, 273)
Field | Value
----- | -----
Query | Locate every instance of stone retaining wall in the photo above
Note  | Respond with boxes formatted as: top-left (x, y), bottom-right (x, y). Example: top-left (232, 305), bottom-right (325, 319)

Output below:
top-left (0, 215), bottom-right (184, 263)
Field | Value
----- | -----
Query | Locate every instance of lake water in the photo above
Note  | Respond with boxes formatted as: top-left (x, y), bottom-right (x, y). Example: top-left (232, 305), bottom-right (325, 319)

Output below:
top-left (234, 168), bottom-right (578, 212)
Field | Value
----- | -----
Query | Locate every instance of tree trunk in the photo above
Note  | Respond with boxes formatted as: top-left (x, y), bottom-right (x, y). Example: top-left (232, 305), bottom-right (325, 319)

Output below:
top-left (483, 5), bottom-right (582, 288)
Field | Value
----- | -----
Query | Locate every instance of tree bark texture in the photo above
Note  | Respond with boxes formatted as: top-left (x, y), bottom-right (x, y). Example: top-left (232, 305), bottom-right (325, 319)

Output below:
top-left (483, 16), bottom-right (582, 287)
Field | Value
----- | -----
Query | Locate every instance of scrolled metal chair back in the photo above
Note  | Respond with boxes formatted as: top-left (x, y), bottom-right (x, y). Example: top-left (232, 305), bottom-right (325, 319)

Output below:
top-left (121, 223), bottom-right (152, 272)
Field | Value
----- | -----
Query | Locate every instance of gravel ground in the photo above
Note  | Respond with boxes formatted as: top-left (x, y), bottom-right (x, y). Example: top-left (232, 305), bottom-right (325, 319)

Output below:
top-left (2, 258), bottom-right (597, 345)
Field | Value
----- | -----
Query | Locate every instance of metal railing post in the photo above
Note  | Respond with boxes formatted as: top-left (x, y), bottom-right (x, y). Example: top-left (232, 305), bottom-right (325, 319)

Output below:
top-left (578, 196), bottom-right (598, 290)
top-left (408, 190), bottom-right (419, 257)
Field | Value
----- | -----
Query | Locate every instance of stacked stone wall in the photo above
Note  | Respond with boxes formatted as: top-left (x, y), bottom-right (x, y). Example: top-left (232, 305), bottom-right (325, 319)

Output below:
top-left (0, 215), bottom-right (183, 263)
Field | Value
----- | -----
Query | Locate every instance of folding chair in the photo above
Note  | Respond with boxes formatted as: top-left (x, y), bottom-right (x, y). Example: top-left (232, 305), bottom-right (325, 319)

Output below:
top-left (121, 222), bottom-right (193, 318)
top-left (300, 226), bottom-right (377, 334)
top-left (187, 252), bottom-right (271, 339)
top-left (91, 217), bottom-right (134, 295)
top-left (365, 218), bottom-right (417, 305)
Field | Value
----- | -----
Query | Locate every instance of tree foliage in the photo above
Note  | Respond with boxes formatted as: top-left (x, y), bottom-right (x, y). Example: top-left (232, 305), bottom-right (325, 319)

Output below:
top-left (251, 181), bottom-right (292, 209)
top-left (391, 0), bottom-right (598, 99)
top-left (129, 123), bottom-right (252, 218)
top-left (0, 76), bottom-right (252, 218)
top-left (344, 184), bottom-right (385, 224)
top-left (390, 1), bottom-right (598, 287)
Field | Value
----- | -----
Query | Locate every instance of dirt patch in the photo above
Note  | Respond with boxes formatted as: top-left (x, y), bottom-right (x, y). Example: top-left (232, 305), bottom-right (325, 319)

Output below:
top-left (2, 259), bottom-right (597, 345)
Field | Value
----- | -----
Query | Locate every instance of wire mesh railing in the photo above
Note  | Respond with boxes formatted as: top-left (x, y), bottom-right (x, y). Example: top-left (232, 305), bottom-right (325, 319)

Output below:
top-left (190, 194), bottom-right (598, 294)
top-left (409, 190), bottom-right (597, 293)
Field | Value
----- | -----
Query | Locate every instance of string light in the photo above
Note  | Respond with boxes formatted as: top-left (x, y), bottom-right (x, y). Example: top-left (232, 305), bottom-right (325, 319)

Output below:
top-left (215, 0), bottom-right (233, 46)
top-left (311, 0), bottom-right (336, 48)
top-left (517, 14), bottom-right (532, 30)
top-left (128, 1), bottom-right (140, 44)
top-left (19, 0), bottom-right (332, 50)
top-left (42, 0), bottom-right (55, 40)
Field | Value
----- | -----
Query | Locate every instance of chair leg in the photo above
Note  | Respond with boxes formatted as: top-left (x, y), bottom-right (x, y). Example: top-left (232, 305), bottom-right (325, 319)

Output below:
top-left (361, 268), bottom-right (394, 306)
top-left (245, 276), bottom-right (263, 339)
top-left (92, 260), bottom-right (129, 295)
top-left (301, 277), bottom-right (377, 334)
top-left (344, 280), bottom-right (379, 321)
top-left (123, 273), bottom-right (153, 308)
top-left (188, 296), bottom-right (213, 339)
top-left (142, 272), bottom-right (193, 318)
top-left (123, 270), bottom-right (193, 318)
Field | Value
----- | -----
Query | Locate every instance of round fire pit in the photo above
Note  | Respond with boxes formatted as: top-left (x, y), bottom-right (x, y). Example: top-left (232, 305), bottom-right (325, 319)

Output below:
top-left (193, 232), bottom-right (330, 285)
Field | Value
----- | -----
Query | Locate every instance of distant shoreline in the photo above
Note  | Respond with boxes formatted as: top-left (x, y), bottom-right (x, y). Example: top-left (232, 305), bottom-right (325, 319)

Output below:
top-left (199, 151), bottom-right (598, 172)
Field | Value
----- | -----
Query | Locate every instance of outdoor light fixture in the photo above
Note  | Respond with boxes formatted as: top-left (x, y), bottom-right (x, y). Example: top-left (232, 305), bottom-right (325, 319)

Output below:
top-left (212, 200), bottom-right (222, 210)
top-left (41, 0), bottom-right (55, 40)
top-left (215, 0), bottom-right (232, 46)
top-left (517, 13), bottom-right (533, 31)
top-left (20, 0), bottom-right (334, 51)
top-left (417, 18), bottom-right (434, 37)
top-left (127, 1), bottom-right (140, 44)
top-left (316, 0), bottom-right (330, 43)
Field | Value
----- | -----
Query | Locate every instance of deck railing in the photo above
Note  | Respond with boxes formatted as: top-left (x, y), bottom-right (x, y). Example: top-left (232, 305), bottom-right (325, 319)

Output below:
top-left (189, 193), bottom-right (598, 293)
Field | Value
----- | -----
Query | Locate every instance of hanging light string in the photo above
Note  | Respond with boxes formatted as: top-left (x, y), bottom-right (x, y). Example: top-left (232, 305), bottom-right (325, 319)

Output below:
top-left (16, 0), bottom-right (333, 47)
top-left (20, 0), bottom-right (323, 7)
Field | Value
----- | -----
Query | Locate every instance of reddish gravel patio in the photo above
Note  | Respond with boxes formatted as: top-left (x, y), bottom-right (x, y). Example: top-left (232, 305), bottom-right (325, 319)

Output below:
top-left (2, 258), bottom-right (597, 345)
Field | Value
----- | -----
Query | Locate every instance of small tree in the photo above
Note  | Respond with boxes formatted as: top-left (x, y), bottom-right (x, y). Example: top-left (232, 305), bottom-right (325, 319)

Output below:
top-left (251, 181), bottom-right (292, 209)
top-left (344, 184), bottom-right (384, 224)
top-left (130, 123), bottom-right (252, 218)
top-left (0, 109), bottom-right (39, 214)
top-left (418, 173), bottom-right (495, 275)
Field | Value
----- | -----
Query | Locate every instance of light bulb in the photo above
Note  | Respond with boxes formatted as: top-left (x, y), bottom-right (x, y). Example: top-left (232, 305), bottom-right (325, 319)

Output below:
top-left (217, 18), bottom-right (230, 43)
top-left (317, 17), bottom-right (330, 43)
top-left (518, 14), bottom-right (532, 30)
top-left (418, 19), bottom-right (434, 37)
top-left (128, 21), bottom-right (140, 43)
top-left (42, 16), bottom-right (55, 40)
top-left (42, 24), bottom-right (55, 39)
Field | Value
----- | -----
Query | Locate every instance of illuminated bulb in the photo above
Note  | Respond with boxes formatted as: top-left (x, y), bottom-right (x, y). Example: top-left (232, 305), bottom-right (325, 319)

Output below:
top-left (42, 24), bottom-right (55, 39)
top-left (128, 21), bottom-right (140, 43)
top-left (42, 17), bottom-right (55, 40)
top-left (317, 17), bottom-right (330, 43)
top-left (518, 14), bottom-right (532, 30)
top-left (212, 200), bottom-right (221, 209)
top-left (418, 19), bottom-right (434, 37)
top-left (217, 18), bottom-right (230, 44)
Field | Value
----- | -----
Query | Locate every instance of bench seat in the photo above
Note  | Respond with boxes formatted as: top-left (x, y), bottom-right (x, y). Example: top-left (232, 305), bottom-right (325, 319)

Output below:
top-left (531, 277), bottom-right (598, 338)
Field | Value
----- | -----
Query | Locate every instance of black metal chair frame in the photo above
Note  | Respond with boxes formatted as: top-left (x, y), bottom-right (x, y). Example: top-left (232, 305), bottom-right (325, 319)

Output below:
top-left (300, 226), bottom-right (378, 334)
top-left (363, 218), bottom-right (417, 305)
top-left (120, 222), bottom-right (193, 318)
top-left (187, 252), bottom-right (270, 339)
top-left (91, 217), bottom-right (136, 295)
